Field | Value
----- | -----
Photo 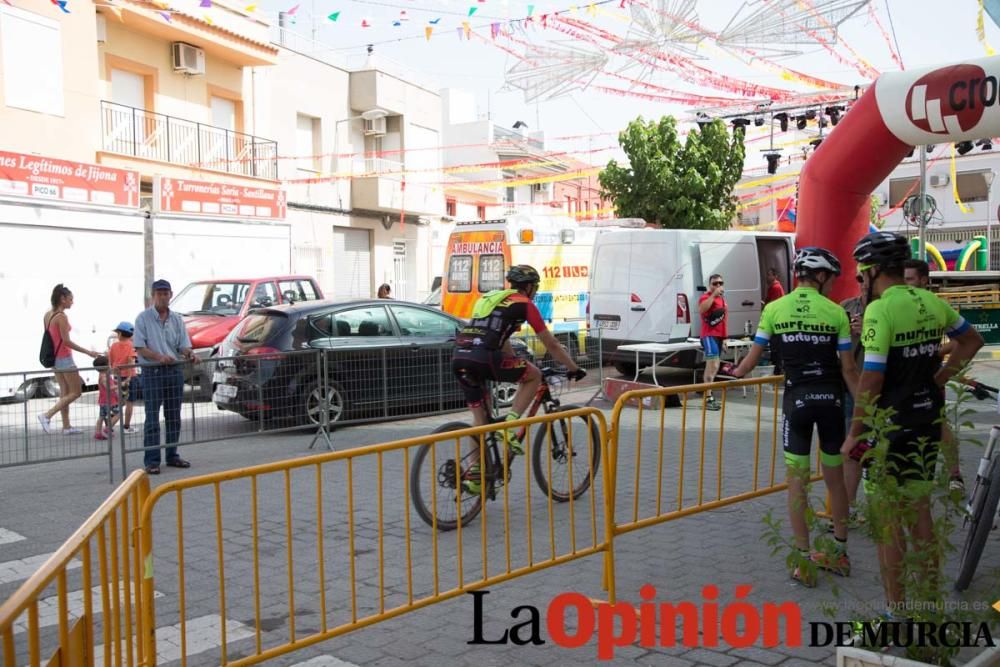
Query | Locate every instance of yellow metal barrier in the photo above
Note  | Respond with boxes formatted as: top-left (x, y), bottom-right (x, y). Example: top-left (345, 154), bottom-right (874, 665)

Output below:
top-left (0, 470), bottom-right (150, 667)
top-left (605, 376), bottom-right (822, 535)
top-left (137, 407), bottom-right (614, 666)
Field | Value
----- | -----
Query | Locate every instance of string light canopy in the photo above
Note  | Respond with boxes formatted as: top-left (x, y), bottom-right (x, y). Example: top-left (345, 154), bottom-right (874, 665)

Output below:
top-left (717, 0), bottom-right (871, 56)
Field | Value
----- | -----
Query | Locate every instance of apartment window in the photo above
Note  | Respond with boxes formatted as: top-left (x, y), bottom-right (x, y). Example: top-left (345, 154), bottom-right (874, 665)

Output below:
top-left (296, 113), bottom-right (321, 173)
top-left (956, 170), bottom-right (992, 203)
top-left (476, 204), bottom-right (486, 221)
top-left (888, 177), bottom-right (919, 207)
top-left (446, 199), bottom-right (457, 217)
top-left (211, 96), bottom-right (237, 130)
top-left (505, 186), bottom-right (515, 203)
top-left (1, 6), bottom-right (63, 115)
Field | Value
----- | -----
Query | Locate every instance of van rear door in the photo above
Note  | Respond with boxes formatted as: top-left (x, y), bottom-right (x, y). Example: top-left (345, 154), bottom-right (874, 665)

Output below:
top-left (698, 241), bottom-right (761, 336)
top-left (626, 236), bottom-right (679, 341)
top-left (588, 233), bottom-right (632, 340)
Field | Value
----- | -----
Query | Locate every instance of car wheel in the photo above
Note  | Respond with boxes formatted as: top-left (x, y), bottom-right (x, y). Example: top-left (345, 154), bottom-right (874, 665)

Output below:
top-left (300, 378), bottom-right (347, 426)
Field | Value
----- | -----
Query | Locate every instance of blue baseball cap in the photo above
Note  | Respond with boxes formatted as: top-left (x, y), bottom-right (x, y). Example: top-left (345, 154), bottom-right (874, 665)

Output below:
top-left (151, 279), bottom-right (172, 291)
top-left (113, 321), bottom-right (134, 335)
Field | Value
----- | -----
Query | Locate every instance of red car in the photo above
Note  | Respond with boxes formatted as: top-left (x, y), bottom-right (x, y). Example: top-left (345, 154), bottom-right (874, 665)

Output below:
top-left (171, 276), bottom-right (324, 396)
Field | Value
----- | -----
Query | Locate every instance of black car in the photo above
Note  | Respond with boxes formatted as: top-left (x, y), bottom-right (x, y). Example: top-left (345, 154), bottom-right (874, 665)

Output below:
top-left (212, 299), bottom-right (468, 425)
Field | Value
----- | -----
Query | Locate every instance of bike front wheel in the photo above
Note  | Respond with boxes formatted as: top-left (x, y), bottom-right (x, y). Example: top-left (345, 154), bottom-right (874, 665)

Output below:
top-left (410, 421), bottom-right (488, 531)
top-left (954, 458), bottom-right (1000, 591)
top-left (532, 406), bottom-right (602, 502)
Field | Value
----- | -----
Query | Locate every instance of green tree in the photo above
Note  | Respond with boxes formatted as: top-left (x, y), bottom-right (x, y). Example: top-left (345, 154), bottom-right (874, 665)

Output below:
top-left (599, 116), bottom-right (746, 229)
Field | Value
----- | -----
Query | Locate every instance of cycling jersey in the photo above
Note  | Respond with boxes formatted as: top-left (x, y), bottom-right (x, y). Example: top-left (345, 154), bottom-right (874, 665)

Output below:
top-left (754, 286), bottom-right (852, 468)
top-left (861, 285), bottom-right (969, 426)
top-left (456, 290), bottom-right (547, 351)
top-left (755, 287), bottom-right (852, 390)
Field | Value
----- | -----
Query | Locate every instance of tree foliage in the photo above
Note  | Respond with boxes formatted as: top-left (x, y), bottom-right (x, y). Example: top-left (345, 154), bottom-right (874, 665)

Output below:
top-left (599, 116), bottom-right (747, 230)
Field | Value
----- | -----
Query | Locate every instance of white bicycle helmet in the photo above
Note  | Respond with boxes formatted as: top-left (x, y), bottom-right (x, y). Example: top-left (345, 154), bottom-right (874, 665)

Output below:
top-left (794, 246), bottom-right (842, 276)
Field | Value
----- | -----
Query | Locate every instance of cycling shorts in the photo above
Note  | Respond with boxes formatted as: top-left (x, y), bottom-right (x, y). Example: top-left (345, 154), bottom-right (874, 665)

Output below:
top-left (861, 422), bottom-right (941, 497)
top-left (451, 348), bottom-right (531, 408)
top-left (701, 336), bottom-right (723, 360)
top-left (782, 389), bottom-right (845, 469)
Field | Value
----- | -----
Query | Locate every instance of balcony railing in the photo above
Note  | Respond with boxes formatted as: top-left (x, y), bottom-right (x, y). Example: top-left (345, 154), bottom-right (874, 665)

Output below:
top-left (352, 156), bottom-right (404, 177)
top-left (101, 101), bottom-right (278, 180)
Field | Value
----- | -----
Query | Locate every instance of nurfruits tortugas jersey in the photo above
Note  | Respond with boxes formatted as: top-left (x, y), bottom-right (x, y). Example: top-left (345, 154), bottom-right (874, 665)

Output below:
top-left (861, 285), bottom-right (970, 426)
top-left (754, 286), bottom-right (852, 402)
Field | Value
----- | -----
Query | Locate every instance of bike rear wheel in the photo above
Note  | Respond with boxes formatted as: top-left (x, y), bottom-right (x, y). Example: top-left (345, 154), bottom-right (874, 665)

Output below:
top-left (954, 457), bottom-right (1000, 591)
top-left (410, 421), bottom-right (487, 531)
top-left (532, 405), bottom-right (602, 502)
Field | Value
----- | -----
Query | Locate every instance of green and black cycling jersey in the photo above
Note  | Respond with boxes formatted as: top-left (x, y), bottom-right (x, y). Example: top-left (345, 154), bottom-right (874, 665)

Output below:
top-left (754, 286), bottom-right (852, 393)
top-left (861, 285), bottom-right (970, 425)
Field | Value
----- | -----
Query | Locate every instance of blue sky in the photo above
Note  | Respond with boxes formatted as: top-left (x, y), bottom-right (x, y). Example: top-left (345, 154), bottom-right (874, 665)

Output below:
top-left (249, 0), bottom-right (1000, 153)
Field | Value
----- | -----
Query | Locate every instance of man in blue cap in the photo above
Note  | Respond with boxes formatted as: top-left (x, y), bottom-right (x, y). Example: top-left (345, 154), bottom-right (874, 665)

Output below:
top-left (133, 279), bottom-right (195, 474)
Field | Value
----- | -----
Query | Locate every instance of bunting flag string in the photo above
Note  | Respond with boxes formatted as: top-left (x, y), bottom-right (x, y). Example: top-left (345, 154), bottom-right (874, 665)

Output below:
top-left (867, 0), bottom-right (904, 69)
top-left (796, 0), bottom-right (880, 78)
top-left (978, 0), bottom-right (997, 56)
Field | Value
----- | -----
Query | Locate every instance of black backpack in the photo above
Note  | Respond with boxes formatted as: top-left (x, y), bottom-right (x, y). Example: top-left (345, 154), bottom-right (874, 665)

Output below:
top-left (39, 314), bottom-right (62, 368)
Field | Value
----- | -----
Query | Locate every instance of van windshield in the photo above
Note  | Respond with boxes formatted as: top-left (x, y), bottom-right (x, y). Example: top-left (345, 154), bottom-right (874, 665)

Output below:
top-left (173, 282), bottom-right (252, 316)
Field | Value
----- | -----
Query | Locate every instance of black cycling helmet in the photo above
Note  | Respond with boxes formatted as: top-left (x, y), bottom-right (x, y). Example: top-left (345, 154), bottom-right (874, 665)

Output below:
top-left (506, 265), bottom-right (540, 286)
top-left (794, 246), bottom-right (842, 276)
top-left (853, 231), bottom-right (910, 268)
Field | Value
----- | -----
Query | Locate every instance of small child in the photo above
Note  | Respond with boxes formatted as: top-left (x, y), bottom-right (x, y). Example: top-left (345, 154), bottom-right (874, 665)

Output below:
top-left (108, 321), bottom-right (139, 433)
top-left (93, 355), bottom-right (120, 440)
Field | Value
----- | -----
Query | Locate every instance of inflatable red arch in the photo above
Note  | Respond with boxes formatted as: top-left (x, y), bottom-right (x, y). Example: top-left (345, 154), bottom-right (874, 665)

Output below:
top-left (796, 55), bottom-right (1000, 302)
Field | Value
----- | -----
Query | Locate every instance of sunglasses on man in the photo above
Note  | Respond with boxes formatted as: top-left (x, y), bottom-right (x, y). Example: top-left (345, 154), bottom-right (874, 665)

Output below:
top-left (711, 281), bottom-right (724, 286)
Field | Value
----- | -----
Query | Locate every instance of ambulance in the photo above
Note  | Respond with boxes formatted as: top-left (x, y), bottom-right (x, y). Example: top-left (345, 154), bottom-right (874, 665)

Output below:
top-left (441, 214), bottom-right (643, 358)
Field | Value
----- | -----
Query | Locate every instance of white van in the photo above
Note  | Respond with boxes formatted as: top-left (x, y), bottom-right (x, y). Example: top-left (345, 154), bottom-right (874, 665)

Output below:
top-left (588, 229), bottom-right (795, 375)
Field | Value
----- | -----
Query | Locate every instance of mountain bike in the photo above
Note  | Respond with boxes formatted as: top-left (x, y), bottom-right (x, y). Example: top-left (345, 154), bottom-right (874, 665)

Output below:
top-left (954, 382), bottom-right (999, 592)
top-left (410, 367), bottom-right (600, 531)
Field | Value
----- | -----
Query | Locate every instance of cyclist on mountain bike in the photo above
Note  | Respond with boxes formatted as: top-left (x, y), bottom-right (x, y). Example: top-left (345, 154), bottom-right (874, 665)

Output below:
top-left (730, 247), bottom-right (859, 586)
top-left (842, 231), bottom-right (983, 609)
top-left (452, 265), bottom-right (585, 493)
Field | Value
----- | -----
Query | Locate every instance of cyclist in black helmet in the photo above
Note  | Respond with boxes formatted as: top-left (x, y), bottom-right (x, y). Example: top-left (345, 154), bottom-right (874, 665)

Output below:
top-left (452, 265), bottom-right (584, 494)
top-left (843, 231), bottom-right (983, 610)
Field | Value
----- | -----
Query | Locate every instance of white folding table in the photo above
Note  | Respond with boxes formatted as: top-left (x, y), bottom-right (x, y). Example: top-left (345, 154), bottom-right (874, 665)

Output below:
top-left (616, 341), bottom-right (703, 387)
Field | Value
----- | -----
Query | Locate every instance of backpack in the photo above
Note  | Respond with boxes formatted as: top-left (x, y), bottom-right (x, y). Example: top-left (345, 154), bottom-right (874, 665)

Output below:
top-left (470, 289), bottom-right (517, 319)
top-left (39, 313), bottom-right (62, 368)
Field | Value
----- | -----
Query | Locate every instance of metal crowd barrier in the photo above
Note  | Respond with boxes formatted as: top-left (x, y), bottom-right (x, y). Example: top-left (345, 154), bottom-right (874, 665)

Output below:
top-left (0, 470), bottom-right (149, 666)
top-left (1, 375), bottom-right (830, 666)
top-left (137, 407), bottom-right (613, 665)
top-left (0, 366), bottom-right (115, 477)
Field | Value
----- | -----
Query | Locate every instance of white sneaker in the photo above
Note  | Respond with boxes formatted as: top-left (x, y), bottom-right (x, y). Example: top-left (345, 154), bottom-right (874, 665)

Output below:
top-left (62, 427), bottom-right (82, 435)
top-left (37, 414), bottom-right (52, 434)
top-left (123, 426), bottom-right (138, 435)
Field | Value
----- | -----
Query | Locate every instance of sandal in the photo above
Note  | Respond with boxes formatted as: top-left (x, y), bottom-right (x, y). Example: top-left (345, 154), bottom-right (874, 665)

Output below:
top-left (166, 458), bottom-right (190, 469)
top-left (145, 465), bottom-right (160, 475)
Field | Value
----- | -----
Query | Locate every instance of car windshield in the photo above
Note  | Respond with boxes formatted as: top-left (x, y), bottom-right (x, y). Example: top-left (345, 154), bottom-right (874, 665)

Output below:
top-left (172, 282), bottom-right (252, 316)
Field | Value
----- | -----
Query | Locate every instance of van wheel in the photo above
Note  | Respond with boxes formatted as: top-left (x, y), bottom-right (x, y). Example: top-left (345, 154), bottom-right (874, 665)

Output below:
top-left (613, 361), bottom-right (637, 378)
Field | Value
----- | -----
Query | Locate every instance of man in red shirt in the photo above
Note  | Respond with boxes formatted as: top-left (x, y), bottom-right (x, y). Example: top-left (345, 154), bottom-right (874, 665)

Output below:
top-left (698, 273), bottom-right (727, 411)
top-left (764, 267), bottom-right (785, 304)
top-left (764, 267), bottom-right (786, 376)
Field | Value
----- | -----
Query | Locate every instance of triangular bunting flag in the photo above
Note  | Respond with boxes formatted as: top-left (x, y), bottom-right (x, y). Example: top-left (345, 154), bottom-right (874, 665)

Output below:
top-left (586, 3), bottom-right (596, 15)
top-left (151, 0), bottom-right (169, 7)
top-left (327, 10), bottom-right (339, 20)
top-left (490, 21), bottom-right (500, 38)
top-left (199, 0), bottom-right (211, 6)
top-left (468, 6), bottom-right (477, 16)
top-left (287, 3), bottom-right (299, 14)
top-left (361, 17), bottom-right (371, 27)
top-left (425, 25), bottom-right (433, 39)
top-left (398, 10), bottom-right (408, 20)
top-left (158, 10), bottom-right (172, 20)
top-left (526, 4), bottom-right (534, 15)
top-left (56, 0), bottom-right (70, 12)
top-left (540, 12), bottom-right (547, 26)
top-left (203, 14), bottom-right (213, 23)
top-left (462, 20), bottom-right (471, 37)
top-left (392, 19), bottom-right (401, 26)
top-left (456, 26), bottom-right (463, 39)
top-left (244, 3), bottom-right (256, 12)
top-left (428, 17), bottom-right (440, 24)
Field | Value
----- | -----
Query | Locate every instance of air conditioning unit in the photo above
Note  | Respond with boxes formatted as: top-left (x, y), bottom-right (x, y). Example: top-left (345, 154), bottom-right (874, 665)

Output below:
top-left (172, 42), bottom-right (205, 76)
top-left (531, 183), bottom-right (547, 193)
top-left (929, 174), bottom-right (950, 188)
top-left (363, 116), bottom-right (387, 136)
